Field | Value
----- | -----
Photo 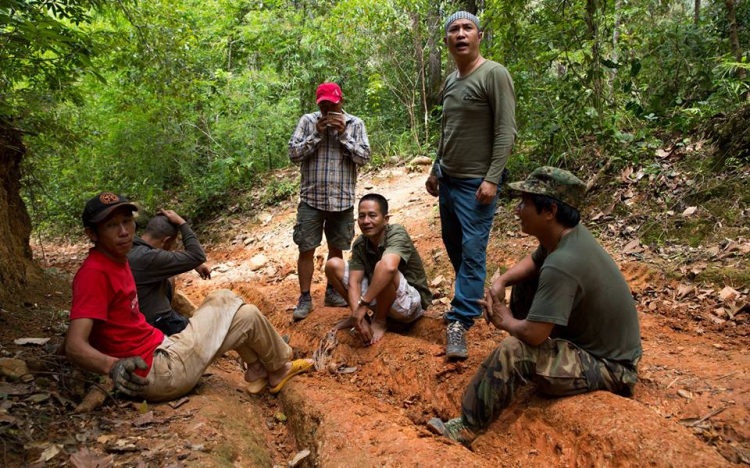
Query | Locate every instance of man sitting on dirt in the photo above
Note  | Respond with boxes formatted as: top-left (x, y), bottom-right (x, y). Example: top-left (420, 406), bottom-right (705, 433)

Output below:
top-left (427, 167), bottom-right (642, 445)
top-left (288, 82), bottom-right (371, 321)
top-left (64, 192), bottom-right (313, 401)
top-left (324, 193), bottom-right (432, 345)
top-left (129, 209), bottom-right (211, 336)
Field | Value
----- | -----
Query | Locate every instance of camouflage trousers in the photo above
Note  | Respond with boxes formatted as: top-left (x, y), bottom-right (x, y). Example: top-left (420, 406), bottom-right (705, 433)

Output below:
top-left (461, 279), bottom-right (639, 431)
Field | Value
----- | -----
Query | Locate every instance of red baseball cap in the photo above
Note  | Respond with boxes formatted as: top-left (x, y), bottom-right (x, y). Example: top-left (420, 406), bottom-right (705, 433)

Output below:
top-left (316, 82), bottom-right (343, 104)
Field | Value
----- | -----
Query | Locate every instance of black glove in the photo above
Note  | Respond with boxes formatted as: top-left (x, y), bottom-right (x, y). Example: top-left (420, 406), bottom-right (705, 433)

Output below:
top-left (109, 356), bottom-right (149, 396)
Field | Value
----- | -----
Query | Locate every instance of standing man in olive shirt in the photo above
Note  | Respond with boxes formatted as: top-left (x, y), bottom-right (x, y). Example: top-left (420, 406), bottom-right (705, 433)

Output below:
top-left (428, 167), bottom-right (642, 445)
top-left (425, 11), bottom-right (517, 359)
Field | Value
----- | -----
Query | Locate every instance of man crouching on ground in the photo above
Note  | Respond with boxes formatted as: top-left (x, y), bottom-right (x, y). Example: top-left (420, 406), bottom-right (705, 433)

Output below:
top-left (324, 193), bottom-right (432, 345)
top-left (427, 167), bottom-right (642, 445)
top-left (64, 192), bottom-right (313, 400)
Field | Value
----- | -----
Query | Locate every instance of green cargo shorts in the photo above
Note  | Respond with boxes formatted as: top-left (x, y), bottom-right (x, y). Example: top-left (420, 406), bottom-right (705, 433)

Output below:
top-left (293, 202), bottom-right (355, 253)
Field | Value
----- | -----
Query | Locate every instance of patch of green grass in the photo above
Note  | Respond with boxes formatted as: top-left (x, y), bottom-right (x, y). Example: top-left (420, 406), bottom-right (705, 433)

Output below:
top-left (212, 443), bottom-right (240, 465)
top-left (642, 218), bottom-right (716, 248)
top-left (261, 178), bottom-right (299, 206)
top-left (697, 266), bottom-right (750, 288)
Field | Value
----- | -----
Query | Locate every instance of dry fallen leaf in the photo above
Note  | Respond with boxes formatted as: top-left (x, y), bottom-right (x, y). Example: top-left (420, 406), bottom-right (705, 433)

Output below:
top-left (36, 444), bottom-right (62, 463)
top-left (677, 284), bottom-right (694, 299)
top-left (681, 206), bottom-right (698, 217)
top-left (69, 447), bottom-right (114, 468)
top-left (677, 389), bottom-right (693, 399)
top-left (705, 246), bottom-right (721, 258)
top-left (719, 286), bottom-right (740, 303)
top-left (620, 166), bottom-right (634, 182)
top-left (97, 434), bottom-right (117, 445)
top-left (289, 449), bottom-right (312, 467)
top-left (132, 411), bottom-right (154, 427)
top-left (623, 239), bottom-right (643, 255)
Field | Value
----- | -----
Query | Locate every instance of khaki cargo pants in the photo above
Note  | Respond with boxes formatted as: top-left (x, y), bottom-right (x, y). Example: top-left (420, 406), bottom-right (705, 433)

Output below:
top-left (142, 289), bottom-right (292, 402)
top-left (461, 279), bottom-right (639, 431)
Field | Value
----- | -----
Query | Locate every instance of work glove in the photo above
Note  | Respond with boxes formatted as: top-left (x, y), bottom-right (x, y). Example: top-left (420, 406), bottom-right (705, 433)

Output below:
top-left (109, 356), bottom-right (149, 397)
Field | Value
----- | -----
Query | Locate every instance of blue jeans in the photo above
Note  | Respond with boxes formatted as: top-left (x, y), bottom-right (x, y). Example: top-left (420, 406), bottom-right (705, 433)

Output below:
top-left (439, 174), bottom-right (499, 328)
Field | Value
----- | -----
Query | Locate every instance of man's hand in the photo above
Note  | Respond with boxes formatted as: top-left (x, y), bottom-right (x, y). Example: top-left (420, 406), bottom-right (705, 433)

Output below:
top-left (195, 263), bottom-right (211, 280)
top-left (159, 209), bottom-right (186, 227)
top-left (109, 356), bottom-right (149, 397)
top-left (489, 271), bottom-right (506, 302)
top-left (425, 175), bottom-right (439, 197)
top-left (352, 305), bottom-right (373, 344)
top-left (478, 287), bottom-right (512, 331)
top-left (475, 181), bottom-right (498, 205)
top-left (315, 116), bottom-right (328, 134)
top-left (328, 113), bottom-right (346, 135)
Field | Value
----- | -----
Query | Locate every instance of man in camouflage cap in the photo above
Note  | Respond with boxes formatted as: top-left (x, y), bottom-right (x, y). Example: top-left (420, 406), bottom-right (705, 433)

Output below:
top-left (428, 166), bottom-right (642, 445)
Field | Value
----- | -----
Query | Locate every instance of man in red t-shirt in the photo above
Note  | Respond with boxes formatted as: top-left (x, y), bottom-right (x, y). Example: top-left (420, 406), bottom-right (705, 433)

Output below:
top-left (64, 192), bottom-right (314, 400)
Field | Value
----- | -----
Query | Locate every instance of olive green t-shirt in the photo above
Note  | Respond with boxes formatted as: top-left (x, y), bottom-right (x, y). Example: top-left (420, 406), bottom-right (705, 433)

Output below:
top-left (528, 225), bottom-right (642, 363)
top-left (433, 60), bottom-right (517, 185)
top-left (350, 224), bottom-right (432, 310)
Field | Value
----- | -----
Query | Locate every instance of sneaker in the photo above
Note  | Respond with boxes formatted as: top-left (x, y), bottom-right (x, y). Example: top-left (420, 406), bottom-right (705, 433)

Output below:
top-left (293, 294), bottom-right (313, 321)
top-left (426, 417), bottom-right (476, 445)
top-left (324, 287), bottom-right (348, 307)
top-left (446, 321), bottom-right (468, 359)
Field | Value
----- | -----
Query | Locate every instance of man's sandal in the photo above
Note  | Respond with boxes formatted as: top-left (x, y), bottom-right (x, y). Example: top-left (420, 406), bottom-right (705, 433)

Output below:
top-left (269, 359), bottom-right (314, 395)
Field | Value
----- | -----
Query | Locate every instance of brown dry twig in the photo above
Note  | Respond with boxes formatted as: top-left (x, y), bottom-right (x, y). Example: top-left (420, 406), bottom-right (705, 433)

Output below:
top-left (313, 329), bottom-right (339, 372)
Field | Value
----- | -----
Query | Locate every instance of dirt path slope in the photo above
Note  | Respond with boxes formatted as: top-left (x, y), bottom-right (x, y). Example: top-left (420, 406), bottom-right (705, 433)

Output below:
top-left (13, 164), bottom-right (749, 466)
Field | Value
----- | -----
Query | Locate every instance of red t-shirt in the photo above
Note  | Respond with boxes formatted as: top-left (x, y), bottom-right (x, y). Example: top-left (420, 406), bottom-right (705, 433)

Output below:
top-left (70, 249), bottom-right (164, 376)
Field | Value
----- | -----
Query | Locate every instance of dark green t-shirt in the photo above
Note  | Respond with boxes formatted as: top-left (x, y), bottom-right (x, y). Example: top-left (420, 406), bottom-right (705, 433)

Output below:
top-left (433, 60), bottom-right (517, 185)
top-left (350, 224), bottom-right (432, 310)
top-left (528, 225), bottom-right (642, 363)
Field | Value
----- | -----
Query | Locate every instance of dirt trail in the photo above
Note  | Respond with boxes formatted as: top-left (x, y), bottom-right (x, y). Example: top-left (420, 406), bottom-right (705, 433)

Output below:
top-left (16, 165), bottom-right (749, 466)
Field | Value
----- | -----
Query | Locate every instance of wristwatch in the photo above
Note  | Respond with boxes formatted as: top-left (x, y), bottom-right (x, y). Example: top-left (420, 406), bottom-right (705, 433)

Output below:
top-left (358, 296), bottom-right (372, 308)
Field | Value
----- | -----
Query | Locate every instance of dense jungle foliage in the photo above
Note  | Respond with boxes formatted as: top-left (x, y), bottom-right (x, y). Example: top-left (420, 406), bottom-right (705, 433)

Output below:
top-left (2, 0), bottom-right (748, 232)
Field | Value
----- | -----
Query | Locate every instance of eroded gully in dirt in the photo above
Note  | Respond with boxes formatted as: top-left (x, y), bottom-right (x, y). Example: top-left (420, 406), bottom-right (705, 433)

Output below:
top-left (32, 166), bottom-right (748, 467)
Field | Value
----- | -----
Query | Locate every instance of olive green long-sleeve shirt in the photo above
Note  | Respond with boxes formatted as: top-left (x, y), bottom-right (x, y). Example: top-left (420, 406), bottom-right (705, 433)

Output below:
top-left (432, 60), bottom-right (516, 184)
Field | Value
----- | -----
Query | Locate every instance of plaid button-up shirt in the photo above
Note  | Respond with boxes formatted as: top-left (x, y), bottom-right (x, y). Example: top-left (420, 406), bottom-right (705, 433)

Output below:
top-left (288, 111), bottom-right (371, 212)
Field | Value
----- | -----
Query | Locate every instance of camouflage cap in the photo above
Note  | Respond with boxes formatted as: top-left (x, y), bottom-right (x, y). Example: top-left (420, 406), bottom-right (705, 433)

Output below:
top-left (507, 166), bottom-right (586, 209)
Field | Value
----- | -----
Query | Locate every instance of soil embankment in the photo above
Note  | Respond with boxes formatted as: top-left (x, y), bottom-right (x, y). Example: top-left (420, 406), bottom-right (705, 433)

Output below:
top-left (9, 164), bottom-right (748, 466)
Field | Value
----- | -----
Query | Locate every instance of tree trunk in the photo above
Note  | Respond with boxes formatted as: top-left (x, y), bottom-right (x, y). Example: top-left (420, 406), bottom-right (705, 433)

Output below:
top-left (694, 0), bottom-right (700, 25)
top-left (725, 0), bottom-right (747, 80)
top-left (586, 0), bottom-right (603, 114)
top-left (0, 124), bottom-right (37, 306)
top-left (426, 5), bottom-right (442, 111)
top-left (411, 12), bottom-right (429, 149)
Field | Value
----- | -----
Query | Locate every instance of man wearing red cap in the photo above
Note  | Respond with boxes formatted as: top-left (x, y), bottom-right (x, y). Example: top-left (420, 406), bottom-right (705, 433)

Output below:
top-left (288, 82), bottom-right (371, 321)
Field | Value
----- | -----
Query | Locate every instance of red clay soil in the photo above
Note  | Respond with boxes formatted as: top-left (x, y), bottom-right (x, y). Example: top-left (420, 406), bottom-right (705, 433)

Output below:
top-left (13, 165), bottom-right (748, 467)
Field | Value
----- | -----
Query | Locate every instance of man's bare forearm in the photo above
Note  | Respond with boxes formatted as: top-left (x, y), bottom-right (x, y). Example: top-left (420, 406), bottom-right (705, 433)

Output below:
top-left (498, 255), bottom-right (539, 287)
top-left (66, 340), bottom-right (117, 375)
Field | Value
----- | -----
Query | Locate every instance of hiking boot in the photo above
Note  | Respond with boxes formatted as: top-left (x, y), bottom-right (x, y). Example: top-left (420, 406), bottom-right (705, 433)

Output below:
top-left (446, 321), bottom-right (468, 359)
top-left (324, 287), bottom-right (348, 307)
top-left (426, 417), bottom-right (476, 446)
top-left (293, 294), bottom-right (313, 321)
